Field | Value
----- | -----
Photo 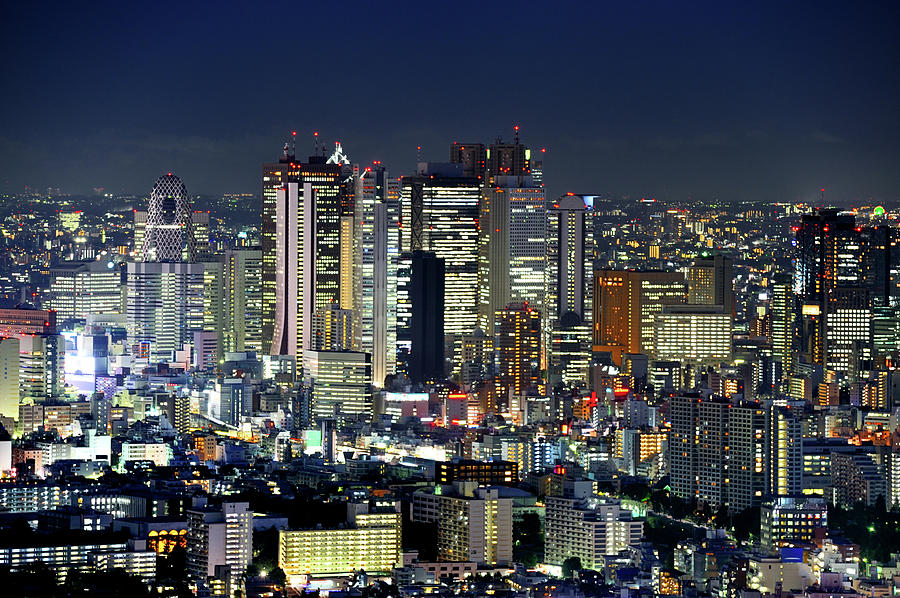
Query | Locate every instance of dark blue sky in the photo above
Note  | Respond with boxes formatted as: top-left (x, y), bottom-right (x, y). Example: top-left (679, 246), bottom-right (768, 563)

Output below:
top-left (2, 1), bottom-right (898, 204)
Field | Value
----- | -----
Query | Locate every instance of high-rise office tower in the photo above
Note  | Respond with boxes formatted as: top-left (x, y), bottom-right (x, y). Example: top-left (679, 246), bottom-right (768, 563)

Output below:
top-left (126, 262), bottom-right (205, 363)
top-left (549, 313), bottom-right (592, 388)
top-left (143, 173), bottom-right (195, 263)
top-left (261, 141), bottom-right (351, 353)
top-left (449, 142), bottom-right (487, 179)
top-left (825, 287), bottom-right (872, 375)
top-left (494, 303), bottom-right (541, 400)
top-left (133, 210), bottom-right (147, 257)
top-left (201, 259), bottom-right (225, 363)
top-left (478, 179), bottom-right (546, 333)
top-left (271, 181), bottom-right (316, 359)
top-left (401, 163), bottom-right (480, 337)
top-left (688, 255), bottom-right (734, 314)
top-left (547, 195), bottom-right (596, 327)
top-left (795, 209), bottom-right (867, 367)
top-left (395, 253), bottom-right (412, 371)
top-left (192, 211), bottom-right (212, 260)
top-left (261, 146), bottom-right (303, 354)
top-left (223, 249), bottom-right (262, 353)
top-left (408, 251), bottom-right (445, 384)
top-left (303, 350), bottom-right (373, 425)
top-left (769, 273), bottom-right (795, 376)
top-left (653, 305), bottom-right (732, 364)
top-left (48, 261), bottom-right (123, 322)
top-left (593, 270), bottom-right (685, 365)
top-left (356, 165), bottom-right (400, 387)
top-left (339, 215), bottom-right (355, 312)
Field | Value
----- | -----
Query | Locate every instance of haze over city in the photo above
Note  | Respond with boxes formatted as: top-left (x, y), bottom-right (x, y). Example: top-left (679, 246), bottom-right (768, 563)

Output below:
top-left (2, 1), bottom-right (900, 203)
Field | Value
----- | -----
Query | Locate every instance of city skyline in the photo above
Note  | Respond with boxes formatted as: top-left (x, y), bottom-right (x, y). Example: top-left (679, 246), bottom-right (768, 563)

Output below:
top-left (3, 3), bottom-right (900, 598)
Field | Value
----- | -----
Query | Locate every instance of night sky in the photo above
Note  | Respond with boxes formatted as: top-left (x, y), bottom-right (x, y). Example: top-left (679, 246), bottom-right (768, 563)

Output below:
top-left (2, 1), bottom-right (899, 204)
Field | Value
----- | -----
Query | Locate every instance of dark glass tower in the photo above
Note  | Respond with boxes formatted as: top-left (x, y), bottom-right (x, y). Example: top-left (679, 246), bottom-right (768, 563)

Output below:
top-left (409, 250), bottom-right (445, 384)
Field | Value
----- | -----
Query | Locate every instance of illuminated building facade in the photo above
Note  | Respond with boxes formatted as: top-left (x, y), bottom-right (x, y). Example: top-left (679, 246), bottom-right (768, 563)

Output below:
top-left (766, 404), bottom-right (802, 497)
top-left (494, 303), bottom-right (541, 399)
top-left (653, 305), bottom-right (732, 363)
top-left (279, 500), bottom-right (401, 579)
top-left (186, 501), bottom-right (252, 589)
top-left (435, 459), bottom-right (518, 486)
top-left (223, 249), bottom-right (262, 353)
top-left (411, 483), bottom-right (513, 566)
top-left (478, 179), bottom-right (546, 332)
top-left (48, 261), bottom-right (123, 322)
top-left (303, 350), bottom-right (372, 425)
top-left (770, 273), bottom-right (795, 377)
top-left (126, 262), bottom-right (204, 363)
top-left (688, 255), bottom-right (734, 314)
top-left (593, 270), bottom-right (685, 364)
top-left (546, 194), bottom-right (595, 327)
top-left (356, 165), bottom-right (400, 386)
top-left (795, 209), bottom-right (867, 369)
top-left (261, 143), bottom-right (350, 353)
top-left (312, 305), bottom-right (354, 351)
top-left (401, 165), bottom-right (481, 336)
top-left (760, 497), bottom-right (827, 552)
top-left (143, 173), bottom-right (195, 263)
top-left (270, 181), bottom-right (315, 359)
top-left (545, 493), bottom-right (643, 570)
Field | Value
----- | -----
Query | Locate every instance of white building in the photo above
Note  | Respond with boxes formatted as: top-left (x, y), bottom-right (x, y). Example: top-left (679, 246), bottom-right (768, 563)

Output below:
top-left (411, 481), bottom-right (513, 566)
top-left (49, 261), bottom-right (123, 322)
top-left (126, 262), bottom-right (204, 363)
top-left (121, 442), bottom-right (172, 467)
top-left (545, 491), bottom-right (643, 570)
top-left (187, 501), bottom-right (253, 588)
top-left (653, 304), bottom-right (732, 363)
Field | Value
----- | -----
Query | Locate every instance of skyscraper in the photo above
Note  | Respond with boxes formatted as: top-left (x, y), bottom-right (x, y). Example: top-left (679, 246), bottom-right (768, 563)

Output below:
top-left (223, 249), bottom-right (262, 353)
top-left (547, 194), bottom-right (595, 327)
top-left (795, 209), bottom-right (867, 367)
top-left (401, 163), bottom-right (480, 337)
top-left (271, 181), bottom-right (315, 359)
top-left (478, 179), bottom-right (546, 333)
top-left (770, 273), bottom-right (795, 377)
top-left (494, 303), bottom-right (542, 400)
top-left (356, 165), bottom-right (400, 387)
top-left (766, 403), bottom-right (802, 497)
top-left (592, 270), bottom-right (685, 365)
top-left (408, 251), bottom-right (445, 384)
top-left (126, 262), bottom-right (205, 363)
top-left (143, 173), bottom-right (195, 263)
top-left (261, 140), bottom-right (352, 354)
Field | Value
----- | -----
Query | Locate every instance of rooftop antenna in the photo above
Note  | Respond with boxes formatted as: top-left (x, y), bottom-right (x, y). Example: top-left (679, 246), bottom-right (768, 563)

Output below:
top-left (291, 131), bottom-right (297, 158)
top-left (416, 145), bottom-right (422, 162)
top-left (820, 188), bottom-right (825, 205)
top-left (514, 124), bottom-right (520, 145)
top-left (313, 131), bottom-right (319, 156)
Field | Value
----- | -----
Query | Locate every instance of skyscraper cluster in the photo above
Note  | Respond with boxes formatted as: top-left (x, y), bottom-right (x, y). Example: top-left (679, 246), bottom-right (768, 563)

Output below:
top-left (2, 130), bottom-right (900, 598)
